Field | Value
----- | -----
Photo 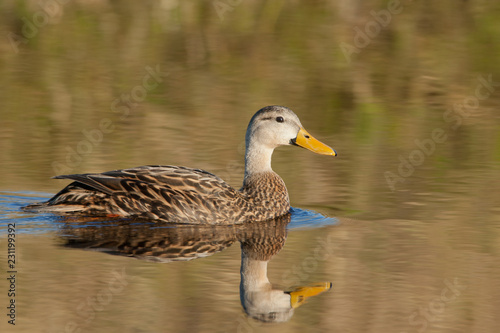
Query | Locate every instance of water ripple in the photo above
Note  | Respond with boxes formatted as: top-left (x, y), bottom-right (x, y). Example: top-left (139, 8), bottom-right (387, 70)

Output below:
top-left (1, 192), bottom-right (338, 235)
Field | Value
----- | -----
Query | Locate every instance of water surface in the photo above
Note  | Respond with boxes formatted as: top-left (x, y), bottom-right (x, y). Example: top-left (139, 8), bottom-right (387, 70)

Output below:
top-left (1, 1), bottom-right (500, 332)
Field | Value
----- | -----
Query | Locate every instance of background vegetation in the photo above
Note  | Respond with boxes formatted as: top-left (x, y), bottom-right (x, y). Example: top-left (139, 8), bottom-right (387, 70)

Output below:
top-left (0, 1), bottom-right (499, 332)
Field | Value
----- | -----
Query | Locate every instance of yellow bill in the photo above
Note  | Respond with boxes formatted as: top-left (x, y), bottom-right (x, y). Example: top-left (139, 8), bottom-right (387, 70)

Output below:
top-left (293, 128), bottom-right (337, 156)
top-left (289, 282), bottom-right (333, 308)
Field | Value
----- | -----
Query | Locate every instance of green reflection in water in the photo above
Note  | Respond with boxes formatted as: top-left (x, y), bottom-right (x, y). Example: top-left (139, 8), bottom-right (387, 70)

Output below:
top-left (0, 1), bottom-right (500, 332)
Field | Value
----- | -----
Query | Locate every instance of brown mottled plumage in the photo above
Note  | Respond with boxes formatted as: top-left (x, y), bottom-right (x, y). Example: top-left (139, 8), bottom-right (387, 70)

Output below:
top-left (61, 212), bottom-right (290, 262)
top-left (62, 218), bottom-right (240, 262)
top-left (23, 106), bottom-right (336, 224)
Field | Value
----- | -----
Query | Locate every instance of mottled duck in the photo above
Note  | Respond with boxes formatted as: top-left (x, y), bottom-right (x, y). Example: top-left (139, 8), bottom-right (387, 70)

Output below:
top-left (23, 106), bottom-right (336, 224)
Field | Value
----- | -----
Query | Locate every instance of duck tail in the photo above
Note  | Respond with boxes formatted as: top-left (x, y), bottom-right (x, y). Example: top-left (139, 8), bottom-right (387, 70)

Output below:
top-left (21, 201), bottom-right (86, 213)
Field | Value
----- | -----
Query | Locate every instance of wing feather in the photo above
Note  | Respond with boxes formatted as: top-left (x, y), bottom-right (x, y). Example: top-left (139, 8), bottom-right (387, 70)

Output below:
top-left (42, 165), bottom-right (244, 224)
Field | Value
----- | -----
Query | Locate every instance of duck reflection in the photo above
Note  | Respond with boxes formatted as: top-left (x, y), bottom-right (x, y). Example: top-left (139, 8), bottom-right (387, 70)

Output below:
top-left (62, 219), bottom-right (238, 262)
top-left (60, 214), bottom-right (332, 322)
top-left (238, 214), bottom-right (332, 322)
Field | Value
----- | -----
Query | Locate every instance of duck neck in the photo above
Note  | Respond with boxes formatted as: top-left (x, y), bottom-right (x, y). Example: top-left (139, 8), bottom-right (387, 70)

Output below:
top-left (244, 142), bottom-right (274, 181)
top-left (240, 252), bottom-right (271, 301)
top-left (240, 254), bottom-right (270, 290)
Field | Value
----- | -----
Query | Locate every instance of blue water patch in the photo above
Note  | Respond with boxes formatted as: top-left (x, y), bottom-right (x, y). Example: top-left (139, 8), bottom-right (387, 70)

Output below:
top-left (1, 192), bottom-right (338, 234)
top-left (0, 191), bottom-right (65, 234)
top-left (288, 207), bottom-right (338, 230)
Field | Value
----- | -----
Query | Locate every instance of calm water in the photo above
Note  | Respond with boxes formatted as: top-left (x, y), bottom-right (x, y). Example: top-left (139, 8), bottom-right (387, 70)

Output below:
top-left (1, 1), bottom-right (500, 332)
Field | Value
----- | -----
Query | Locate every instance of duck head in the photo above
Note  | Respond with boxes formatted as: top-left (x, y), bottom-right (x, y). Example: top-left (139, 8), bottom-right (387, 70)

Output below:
top-left (245, 105), bottom-right (337, 156)
top-left (244, 106), bottom-right (336, 177)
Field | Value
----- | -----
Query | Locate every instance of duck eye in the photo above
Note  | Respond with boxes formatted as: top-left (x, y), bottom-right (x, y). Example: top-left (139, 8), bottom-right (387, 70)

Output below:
top-left (276, 116), bottom-right (284, 123)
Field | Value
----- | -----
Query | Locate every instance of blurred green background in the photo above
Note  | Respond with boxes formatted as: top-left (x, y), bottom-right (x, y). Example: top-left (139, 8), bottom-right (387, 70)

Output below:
top-left (1, 1), bottom-right (500, 332)
top-left (1, 1), bottom-right (500, 215)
